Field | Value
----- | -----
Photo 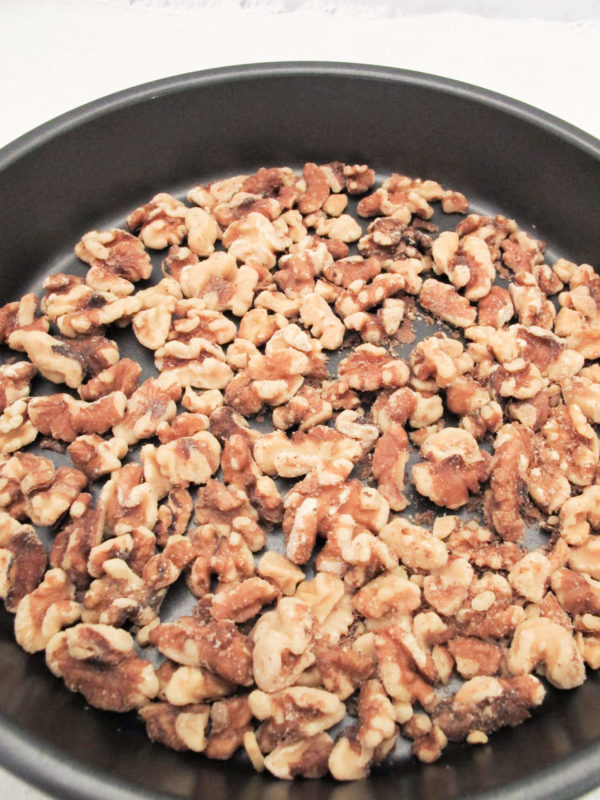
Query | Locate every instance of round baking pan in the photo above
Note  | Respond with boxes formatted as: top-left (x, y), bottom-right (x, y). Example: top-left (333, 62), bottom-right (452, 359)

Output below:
top-left (0, 62), bottom-right (599, 800)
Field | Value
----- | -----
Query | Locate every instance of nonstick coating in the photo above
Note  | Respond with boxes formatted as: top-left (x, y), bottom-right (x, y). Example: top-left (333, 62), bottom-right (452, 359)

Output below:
top-left (1, 62), bottom-right (600, 800)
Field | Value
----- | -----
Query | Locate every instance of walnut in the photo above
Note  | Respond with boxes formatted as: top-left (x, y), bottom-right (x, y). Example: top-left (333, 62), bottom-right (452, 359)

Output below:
top-left (0, 514), bottom-right (47, 612)
top-left (194, 479), bottom-right (265, 552)
top-left (344, 298), bottom-right (406, 345)
top-left (255, 426), bottom-right (362, 479)
top-left (509, 271), bottom-right (556, 329)
top-left (98, 463), bottom-right (157, 535)
top-left (299, 293), bottom-right (345, 349)
top-left (249, 686), bottom-right (345, 754)
top-left (537, 404), bottom-right (599, 488)
top-left (447, 638), bottom-right (502, 679)
top-left (343, 164), bottom-right (375, 195)
top-left (423, 556), bottom-right (474, 616)
top-left (551, 567), bottom-right (600, 617)
top-left (78, 358), bottom-right (141, 402)
top-left (309, 213), bottom-right (363, 243)
top-left (126, 193), bottom-right (188, 249)
top-left (141, 431), bottom-right (220, 499)
top-left (478, 285), bottom-right (514, 328)
top-left (294, 573), bottom-right (353, 644)
top-left (412, 428), bottom-right (491, 509)
top-left (274, 235), bottom-right (332, 299)
top-left (222, 212), bottom-right (287, 267)
top-left (263, 734), bottom-right (333, 780)
top-left (251, 597), bottom-right (316, 691)
top-left (0, 362), bottom-right (37, 414)
top-left (509, 552), bottom-right (552, 603)
top-left (338, 344), bottom-right (409, 392)
top-left (46, 623), bottom-right (158, 711)
top-left (14, 568), bottom-right (81, 653)
top-left (507, 617), bottom-right (585, 689)
top-left (0, 293), bottom-right (48, 345)
top-left (150, 615), bottom-right (253, 685)
top-left (380, 518), bottom-right (448, 571)
top-left (112, 378), bottom-right (179, 445)
top-left (209, 577), bottom-right (279, 623)
top-left (253, 289), bottom-right (301, 318)
top-left (67, 434), bottom-right (127, 480)
top-left (444, 517), bottom-right (522, 572)
top-left (328, 731), bottom-right (376, 781)
top-left (432, 232), bottom-right (495, 300)
top-left (155, 338), bottom-right (233, 391)
top-left (177, 251), bottom-right (258, 316)
top-left (335, 273), bottom-right (405, 318)
top-left (373, 624), bottom-right (438, 711)
top-left (357, 178), bottom-right (434, 222)
top-left (7, 329), bottom-right (85, 388)
top-left (140, 702), bottom-right (210, 752)
top-left (559, 486), bottom-right (600, 546)
top-left (372, 424), bottom-right (409, 511)
top-left (265, 324), bottom-right (328, 380)
top-left (155, 661), bottom-right (232, 706)
top-left (153, 488), bottom-right (193, 547)
top-left (410, 333), bottom-right (474, 391)
top-left (167, 302), bottom-right (237, 347)
top-left (418, 279), bottom-right (477, 328)
top-left (359, 218), bottom-right (432, 265)
top-left (75, 228), bottom-right (152, 293)
top-left (29, 392), bottom-right (126, 443)
top-left (454, 572), bottom-right (525, 640)
top-left (353, 571), bottom-right (420, 619)
top-left (272, 385), bottom-right (333, 432)
top-left (185, 205), bottom-right (221, 259)
top-left (257, 551), bottom-right (305, 596)
top-left (188, 174), bottom-right (249, 210)
top-left (434, 675), bottom-right (545, 741)
top-left (0, 399), bottom-right (38, 454)
top-left (49, 494), bottom-right (103, 589)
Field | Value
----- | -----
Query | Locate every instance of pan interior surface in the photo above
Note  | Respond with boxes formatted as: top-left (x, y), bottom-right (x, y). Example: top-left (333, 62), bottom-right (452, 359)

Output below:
top-left (0, 63), bottom-right (599, 800)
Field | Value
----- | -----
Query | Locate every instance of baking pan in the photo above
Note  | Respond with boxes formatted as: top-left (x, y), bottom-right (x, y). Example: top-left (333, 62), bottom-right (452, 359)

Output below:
top-left (0, 62), bottom-right (599, 800)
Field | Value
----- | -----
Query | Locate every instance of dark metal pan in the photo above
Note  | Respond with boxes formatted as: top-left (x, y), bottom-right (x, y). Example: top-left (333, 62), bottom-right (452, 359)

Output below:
top-left (0, 62), bottom-right (599, 800)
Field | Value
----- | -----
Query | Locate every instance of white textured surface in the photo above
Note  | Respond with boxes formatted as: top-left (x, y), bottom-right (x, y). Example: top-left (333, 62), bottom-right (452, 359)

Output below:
top-left (0, 1), bottom-right (599, 798)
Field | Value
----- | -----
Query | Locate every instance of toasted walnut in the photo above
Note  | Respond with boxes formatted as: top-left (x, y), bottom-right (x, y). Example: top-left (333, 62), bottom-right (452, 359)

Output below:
top-left (353, 571), bottom-right (420, 619)
top-left (559, 486), bottom-right (600, 546)
top-left (0, 293), bottom-right (48, 345)
top-left (509, 552), bottom-right (552, 603)
top-left (112, 378), bottom-right (179, 445)
top-left (99, 463), bottom-right (157, 535)
top-left (210, 577), bottom-right (279, 623)
top-left (222, 212), bottom-right (287, 267)
top-left (373, 624), bottom-right (438, 711)
top-left (141, 431), bottom-right (220, 499)
top-left (434, 675), bottom-right (544, 742)
top-left (14, 568), bottom-right (81, 653)
top-left (177, 251), bottom-right (258, 316)
top-left (432, 232), bottom-right (495, 301)
top-left (46, 623), bottom-right (158, 711)
top-left (8, 329), bottom-right (86, 388)
top-left (371, 424), bottom-right (409, 512)
top-left (272, 385), bottom-right (333, 432)
top-left (0, 362), bottom-right (37, 414)
top-left (334, 273), bottom-right (405, 319)
top-left (75, 228), bottom-right (152, 292)
top-left (257, 552), bottom-right (305, 596)
top-left (263, 733), bottom-right (333, 780)
top-left (255, 426), bottom-right (362, 479)
top-left (412, 428), bottom-right (491, 509)
top-left (478, 285), bottom-right (514, 328)
top-left (507, 617), bottom-right (585, 689)
top-left (250, 685), bottom-right (345, 753)
top-left (418, 279), bottom-right (477, 328)
top-left (561, 375), bottom-right (600, 424)
top-left (380, 518), bottom-right (448, 571)
top-left (156, 661), bottom-right (232, 706)
top-left (140, 702), bottom-right (210, 752)
top-left (29, 392), bottom-right (126, 443)
top-left (50, 494), bottom-right (103, 589)
top-left (275, 235), bottom-right (333, 299)
top-left (150, 616), bottom-right (253, 686)
top-left (328, 731), bottom-right (375, 781)
top-left (194, 479), bottom-right (265, 552)
top-left (126, 193), bottom-right (188, 249)
top-left (338, 344), bottom-right (408, 392)
top-left (509, 272), bottom-right (556, 329)
top-left (67, 434), bottom-right (127, 480)
top-left (251, 597), bottom-right (316, 691)
top-left (299, 293), bottom-right (345, 349)
top-left (342, 164), bottom-right (375, 195)
top-left (0, 399), bottom-right (38, 454)
top-left (447, 638), bottom-right (502, 679)
top-left (359, 219), bottom-right (432, 265)
top-left (155, 338), bottom-right (233, 391)
top-left (551, 567), bottom-right (600, 617)
top-left (0, 514), bottom-right (47, 612)
top-left (410, 333), bottom-right (473, 390)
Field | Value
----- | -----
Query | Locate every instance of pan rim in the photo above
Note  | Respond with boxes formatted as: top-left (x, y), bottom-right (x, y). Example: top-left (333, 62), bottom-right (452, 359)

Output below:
top-left (0, 60), bottom-right (599, 800)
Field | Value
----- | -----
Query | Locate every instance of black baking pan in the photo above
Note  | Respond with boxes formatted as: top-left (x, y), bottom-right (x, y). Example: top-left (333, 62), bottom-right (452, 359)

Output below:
top-left (1, 62), bottom-right (600, 800)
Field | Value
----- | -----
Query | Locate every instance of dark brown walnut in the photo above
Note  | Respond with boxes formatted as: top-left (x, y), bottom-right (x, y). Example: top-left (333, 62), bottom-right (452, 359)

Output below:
top-left (75, 228), bottom-right (153, 288)
top-left (140, 702), bottom-right (210, 752)
top-left (343, 164), bottom-right (376, 195)
top-left (29, 392), bottom-right (127, 443)
top-left (298, 163), bottom-right (331, 214)
top-left (445, 519), bottom-right (523, 572)
top-left (434, 675), bottom-right (545, 742)
top-left (323, 255), bottom-right (381, 288)
top-left (149, 616), bottom-right (253, 686)
top-left (46, 623), bottom-right (159, 712)
top-left (195, 479), bottom-right (265, 552)
top-left (50, 494), bottom-right (104, 590)
top-left (209, 405), bottom-right (259, 447)
top-left (67, 434), bottom-right (128, 480)
top-left (86, 526), bottom-right (154, 580)
top-left (358, 218), bottom-right (433, 264)
top-left (455, 214), bottom-right (517, 261)
top-left (0, 362), bottom-right (37, 413)
top-left (54, 335), bottom-right (120, 377)
top-left (209, 577), bottom-right (279, 623)
top-left (477, 285), bottom-right (514, 328)
top-left (0, 515), bottom-right (47, 613)
top-left (154, 488), bottom-right (193, 547)
top-left (484, 437), bottom-right (528, 542)
top-left (315, 643), bottom-right (376, 700)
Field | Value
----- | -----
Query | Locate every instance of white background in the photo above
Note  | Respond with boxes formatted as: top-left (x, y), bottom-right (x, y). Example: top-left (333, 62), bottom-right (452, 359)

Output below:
top-left (0, 1), bottom-right (599, 798)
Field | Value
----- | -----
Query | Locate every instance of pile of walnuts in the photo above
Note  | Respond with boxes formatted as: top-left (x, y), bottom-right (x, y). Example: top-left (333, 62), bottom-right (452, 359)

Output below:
top-left (1, 161), bottom-right (599, 780)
